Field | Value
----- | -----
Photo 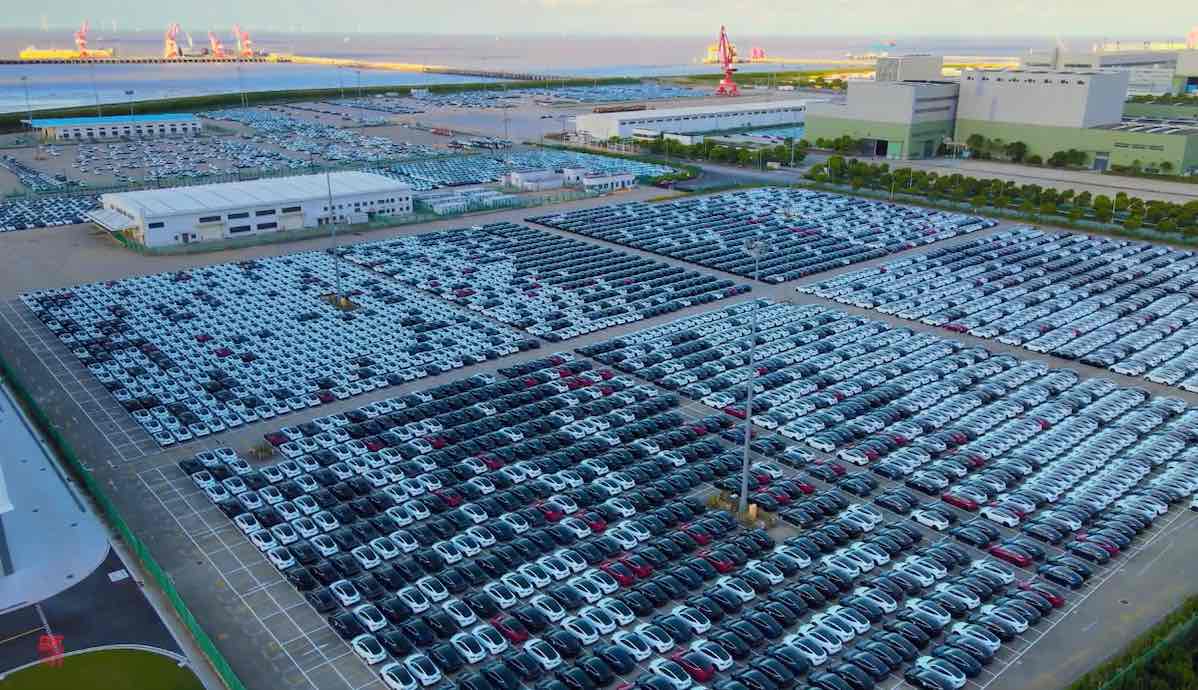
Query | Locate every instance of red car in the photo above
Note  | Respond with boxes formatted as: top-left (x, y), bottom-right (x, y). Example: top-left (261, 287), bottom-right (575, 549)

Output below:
top-left (434, 488), bottom-right (462, 508)
top-left (724, 406), bottom-right (746, 419)
top-left (671, 650), bottom-right (716, 682)
top-left (941, 492), bottom-right (979, 511)
top-left (599, 561), bottom-right (637, 587)
top-left (988, 545), bottom-right (1032, 567)
top-left (479, 454), bottom-right (504, 471)
top-left (1075, 533), bottom-right (1120, 555)
top-left (619, 554), bottom-right (654, 578)
top-left (597, 369), bottom-right (615, 380)
top-left (264, 432), bottom-right (289, 447)
top-left (489, 615), bottom-right (529, 643)
top-left (700, 549), bottom-right (735, 573)
top-left (1017, 580), bottom-right (1066, 608)
top-left (579, 512), bottom-right (607, 533)
top-left (682, 525), bottom-right (713, 545)
top-left (535, 502), bottom-right (564, 523)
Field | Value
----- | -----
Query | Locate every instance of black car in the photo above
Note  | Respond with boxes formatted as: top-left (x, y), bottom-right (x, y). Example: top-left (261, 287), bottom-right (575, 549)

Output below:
top-left (593, 643), bottom-right (636, 675)
top-left (501, 650), bottom-right (545, 682)
top-left (929, 644), bottom-right (982, 677)
top-left (555, 666), bottom-right (594, 690)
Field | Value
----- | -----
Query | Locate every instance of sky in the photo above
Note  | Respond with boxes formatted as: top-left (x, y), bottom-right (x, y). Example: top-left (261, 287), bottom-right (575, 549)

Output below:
top-left (4, 0), bottom-right (1196, 37)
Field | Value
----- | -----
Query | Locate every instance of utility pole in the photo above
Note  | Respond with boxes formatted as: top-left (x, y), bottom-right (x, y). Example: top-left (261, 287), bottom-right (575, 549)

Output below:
top-left (89, 62), bottom-right (102, 117)
top-left (20, 76), bottom-right (34, 143)
top-left (738, 238), bottom-right (772, 516)
top-left (325, 171), bottom-right (343, 303)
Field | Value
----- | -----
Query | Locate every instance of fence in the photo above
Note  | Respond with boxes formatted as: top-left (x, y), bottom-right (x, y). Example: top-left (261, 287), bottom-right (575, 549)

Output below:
top-left (0, 354), bottom-right (245, 690)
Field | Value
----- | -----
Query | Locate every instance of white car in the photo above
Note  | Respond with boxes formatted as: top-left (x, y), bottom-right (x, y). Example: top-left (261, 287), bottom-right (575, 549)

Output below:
top-left (416, 576), bottom-right (449, 602)
top-left (450, 632), bottom-right (488, 664)
top-left (912, 509), bottom-right (951, 531)
top-left (672, 606), bottom-right (712, 634)
top-left (398, 586), bottom-right (430, 613)
top-left (483, 582), bottom-right (519, 610)
top-left (612, 631), bottom-right (653, 661)
top-left (380, 662), bottom-right (418, 690)
top-left (648, 659), bottom-right (694, 690)
top-left (472, 624), bottom-right (509, 655)
top-left (350, 634), bottom-right (387, 665)
top-left (783, 633), bottom-right (829, 666)
top-left (403, 653), bottom-right (442, 686)
top-left (948, 623), bottom-right (1002, 654)
top-left (597, 597), bottom-right (636, 625)
top-left (330, 579), bottom-right (361, 607)
top-left (561, 617), bottom-right (600, 645)
top-left (579, 606), bottom-right (618, 634)
top-left (530, 594), bottom-right (567, 622)
top-left (635, 623), bottom-right (676, 653)
top-left (266, 546), bottom-right (295, 570)
top-left (442, 599), bottom-right (478, 627)
top-left (980, 505), bottom-right (1021, 527)
top-left (353, 603), bottom-right (388, 632)
top-left (524, 638), bottom-right (563, 670)
top-left (689, 638), bottom-right (735, 671)
top-left (500, 573), bottom-right (536, 598)
top-left (714, 576), bottom-right (756, 602)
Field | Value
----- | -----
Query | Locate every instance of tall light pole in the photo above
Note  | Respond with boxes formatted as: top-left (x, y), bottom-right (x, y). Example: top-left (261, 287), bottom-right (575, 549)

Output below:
top-left (89, 62), bottom-right (102, 117)
top-left (20, 76), bottom-right (34, 143)
top-left (325, 171), bottom-right (344, 303)
top-left (125, 89), bottom-right (135, 126)
top-left (738, 237), bottom-right (772, 516)
top-left (789, 107), bottom-right (799, 167)
top-left (236, 65), bottom-right (247, 109)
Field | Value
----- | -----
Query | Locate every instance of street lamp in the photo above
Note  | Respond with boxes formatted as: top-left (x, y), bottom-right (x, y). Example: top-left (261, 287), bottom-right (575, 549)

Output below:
top-left (89, 62), bottom-right (102, 117)
top-left (125, 89), bottom-right (135, 121)
top-left (738, 237), bottom-right (773, 516)
top-left (20, 76), bottom-right (34, 143)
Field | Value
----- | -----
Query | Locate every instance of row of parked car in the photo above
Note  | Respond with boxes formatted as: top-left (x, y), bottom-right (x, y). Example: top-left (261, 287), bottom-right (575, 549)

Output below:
top-left (596, 296), bottom-right (1198, 673)
top-left (340, 222), bottom-right (750, 342)
top-left (800, 227), bottom-right (1198, 393)
top-left (21, 251), bottom-right (533, 446)
top-left (184, 368), bottom-right (1060, 690)
top-left (0, 194), bottom-right (98, 232)
top-left (528, 188), bottom-right (996, 283)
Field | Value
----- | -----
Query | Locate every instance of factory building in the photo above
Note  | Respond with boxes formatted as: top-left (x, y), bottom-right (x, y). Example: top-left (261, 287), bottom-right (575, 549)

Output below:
top-left (875, 55), bottom-right (944, 82)
top-left (574, 100), bottom-right (812, 140)
top-left (88, 171), bottom-right (411, 248)
top-left (25, 114), bottom-right (202, 141)
top-left (805, 80), bottom-right (960, 159)
top-left (956, 69), bottom-right (1129, 128)
top-left (1021, 45), bottom-right (1198, 95)
top-left (805, 67), bottom-right (1198, 173)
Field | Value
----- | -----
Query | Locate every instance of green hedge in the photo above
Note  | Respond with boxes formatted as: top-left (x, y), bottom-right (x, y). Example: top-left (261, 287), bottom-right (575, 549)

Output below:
top-left (1066, 595), bottom-right (1198, 690)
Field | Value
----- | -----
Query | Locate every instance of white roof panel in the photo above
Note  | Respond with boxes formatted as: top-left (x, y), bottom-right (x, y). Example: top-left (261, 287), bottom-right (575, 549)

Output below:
top-left (101, 171), bottom-right (409, 219)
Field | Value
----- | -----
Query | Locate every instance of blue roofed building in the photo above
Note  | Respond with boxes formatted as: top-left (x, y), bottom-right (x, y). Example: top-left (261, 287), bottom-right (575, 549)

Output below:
top-left (22, 113), bottom-right (202, 141)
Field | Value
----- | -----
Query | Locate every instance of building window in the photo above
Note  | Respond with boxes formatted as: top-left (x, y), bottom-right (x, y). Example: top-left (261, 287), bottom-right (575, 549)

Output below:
top-left (281, 206), bottom-right (301, 213)
top-left (198, 215), bottom-right (220, 223)
top-left (257, 222), bottom-right (278, 230)
top-left (228, 212), bottom-right (249, 219)
top-left (147, 221), bottom-right (165, 229)
top-left (229, 225), bottom-right (252, 233)
top-left (255, 209), bottom-right (276, 217)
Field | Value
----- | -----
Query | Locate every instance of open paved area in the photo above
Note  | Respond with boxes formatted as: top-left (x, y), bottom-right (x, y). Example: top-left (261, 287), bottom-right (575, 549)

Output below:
top-left (0, 186), bottom-right (1195, 690)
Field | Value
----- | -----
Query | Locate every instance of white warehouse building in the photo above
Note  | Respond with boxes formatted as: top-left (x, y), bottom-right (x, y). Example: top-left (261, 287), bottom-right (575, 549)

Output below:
top-left (574, 100), bottom-right (815, 140)
top-left (89, 171), bottom-right (411, 248)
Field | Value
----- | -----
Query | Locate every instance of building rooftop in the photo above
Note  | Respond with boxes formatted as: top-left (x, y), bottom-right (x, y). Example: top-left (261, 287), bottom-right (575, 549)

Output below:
top-left (1093, 116), bottom-right (1198, 136)
top-left (102, 171), bottom-right (409, 218)
top-left (594, 100), bottom-right (813, 120)
top-left (26, 113), bottom-right (199, 128)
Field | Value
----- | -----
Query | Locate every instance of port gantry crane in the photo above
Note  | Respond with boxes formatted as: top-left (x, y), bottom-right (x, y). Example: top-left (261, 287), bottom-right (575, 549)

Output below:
top-left (715, 25), bottom-right (739, 96)
top-left (74, 21), bottom-right (91, 56)
top-left (208, 31), bottom-right (227, 58)
top-left (164, 23), bottom-right (182, 58)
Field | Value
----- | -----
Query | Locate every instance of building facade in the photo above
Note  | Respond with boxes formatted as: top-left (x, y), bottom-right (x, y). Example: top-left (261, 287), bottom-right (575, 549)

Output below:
top-left (27, 114), bottom-right (202, 141)
top-left (575, 100), bottom-right (813, 140)
top-left (876, 55), bottom-right (944, 82)
top-left (90, 171), bottom-right (411, 247)
top-left (805, 80), bottom-right (960, 159)
top-left (957, 69), bottom-right (1128, 128)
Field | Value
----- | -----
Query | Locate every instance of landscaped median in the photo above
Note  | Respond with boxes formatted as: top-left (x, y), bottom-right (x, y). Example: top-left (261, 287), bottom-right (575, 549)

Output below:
top-left (2, 647), bottom-right (203, 690)
top-left (1064, 594), bottom-right (1198, 690)
top-left (805, 156), bottom-right (1198, 245)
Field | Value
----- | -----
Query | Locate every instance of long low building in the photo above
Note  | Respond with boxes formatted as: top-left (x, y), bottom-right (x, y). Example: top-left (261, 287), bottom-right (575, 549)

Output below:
top-left (90, 171), bottom-right (412, 248)
top-left (574, 100), bottom-right (814, 140)
top-left (25, 113), bottom-right (202, 141)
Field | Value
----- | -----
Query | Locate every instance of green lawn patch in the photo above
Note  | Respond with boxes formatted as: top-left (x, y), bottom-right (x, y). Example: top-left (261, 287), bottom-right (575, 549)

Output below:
top-left (3, 649), bottom-right (203, 690)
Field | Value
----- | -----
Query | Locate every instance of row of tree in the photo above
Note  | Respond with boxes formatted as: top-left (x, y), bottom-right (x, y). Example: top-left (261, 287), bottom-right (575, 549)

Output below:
top-left (1129, 93), bottom-right (1198, 105)
top-left (807, 156), bottom-right (1198, 234)
top-left (965, 134), bottom-right (1179, 174)
top-left (637, 136), bottom-right (807, 168)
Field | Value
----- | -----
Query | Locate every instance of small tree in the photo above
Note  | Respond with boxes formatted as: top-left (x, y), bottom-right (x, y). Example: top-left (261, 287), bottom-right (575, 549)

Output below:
top-left (1160, 161), bottom-right (1175, 175)
top-left (1027, 154), bottom-right (1043, 165)
top-left (1158, 218), bottom-right (1178, 233)
top-left (1124, 214), bottom-right (1143, 231)
top-left (966, 134), bottom-right (987, 153)
top-left (1004, 141), bottom-right (1029, 162)
top-left (1068, 206), bottom-right (1084, 223)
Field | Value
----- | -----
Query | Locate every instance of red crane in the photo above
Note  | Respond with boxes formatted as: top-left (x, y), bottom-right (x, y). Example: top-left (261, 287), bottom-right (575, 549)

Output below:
top-left (208, 31), bottom-right (227, 58)
top-left (715, 25), bottom-right (739, 97)
top-left (233, 25), bottom-right (254, 57)
top-left (164, 23), bottom-right (182, 59)
top-left (74, 20), bottom-right (90, 55)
